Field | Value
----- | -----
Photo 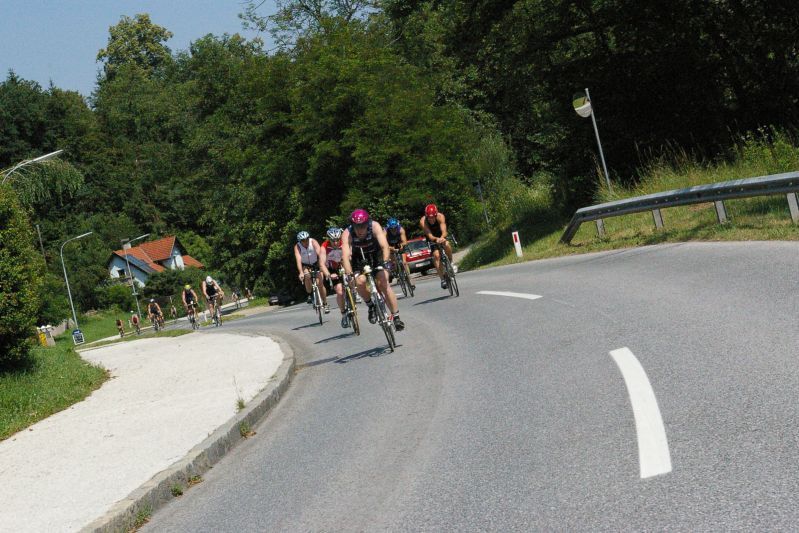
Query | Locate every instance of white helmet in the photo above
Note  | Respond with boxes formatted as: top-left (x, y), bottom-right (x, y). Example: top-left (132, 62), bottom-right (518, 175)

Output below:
top-left (296, 230), bottom-right (310, 241)
top-left (206, 276), bottom-right (213, 284)
top-left (326, 227), bottom-right (343, 240)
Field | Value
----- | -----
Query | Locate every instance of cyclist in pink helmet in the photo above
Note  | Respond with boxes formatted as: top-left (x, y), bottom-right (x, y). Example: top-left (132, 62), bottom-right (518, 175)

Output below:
top-left (341, 209), bottom-right (405, 331)
top-left (420, 203), bottom-right (454, 290)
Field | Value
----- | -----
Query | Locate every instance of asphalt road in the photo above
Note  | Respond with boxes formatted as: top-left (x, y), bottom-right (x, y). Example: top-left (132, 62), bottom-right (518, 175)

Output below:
top-left (143, 241), bottom-right (799, 531)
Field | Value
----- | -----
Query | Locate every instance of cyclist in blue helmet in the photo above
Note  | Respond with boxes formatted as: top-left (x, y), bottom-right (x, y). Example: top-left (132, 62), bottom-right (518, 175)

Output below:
top-left (385, 217), bottom-right (414, 290)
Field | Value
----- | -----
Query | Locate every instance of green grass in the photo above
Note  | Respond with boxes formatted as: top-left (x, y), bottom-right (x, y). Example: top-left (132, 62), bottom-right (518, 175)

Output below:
top-left (76, 308), bottom-right (135, 343)
top-left (0, 336), bottom-right (108, 441)
top-left (462, 130), bottom-right (799, 270)
top-left (80, 329), bottom-right (191, 350)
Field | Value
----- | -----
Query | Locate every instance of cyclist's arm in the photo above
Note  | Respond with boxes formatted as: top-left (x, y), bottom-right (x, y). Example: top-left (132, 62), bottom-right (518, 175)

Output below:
top-left (438, 214), bottom-right (448, 241)
top-left (373, 221), bottom-right (391, 264)
top-left (214, 281), bottom-right (224, 297)
top-left (421, 216), bottom-right (435, 241)
top-left (400, 227), bottom-right (408, 248)
top-left (293, 244), bottom-right (304, 276)
top-left (341, 229), bottom-right (354, 275)
top-left (319, 245), bottom-right (331, 278)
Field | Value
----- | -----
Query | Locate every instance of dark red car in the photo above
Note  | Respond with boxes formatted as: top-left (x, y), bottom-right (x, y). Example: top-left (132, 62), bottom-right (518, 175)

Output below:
top-left (403, 237), bottom-right (433, 274)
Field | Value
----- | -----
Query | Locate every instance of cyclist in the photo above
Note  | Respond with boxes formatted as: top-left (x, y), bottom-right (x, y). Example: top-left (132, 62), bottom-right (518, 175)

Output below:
top-left (385, 217), bottom-right (414, 290)
top-left (341, 209), bottom-right (405, 331)
top-left (319, 227), bottom-right (349, 328)
top-left (182, 283), bottom-right (200, 321)
top-left (420, 203), bottom-right (454, 290)
top-left (170, 303), bottom-right (178, 321)
top-left (147, 299), bottom-right (164, 327)
top-left (202, 275), bottom-right (225, 320)
top-left (116, 318), bottom-right (125, 338)
top-left (294, 231), bottom-right (329, 313)
top-left (130, 312), bottom-right (141, 334)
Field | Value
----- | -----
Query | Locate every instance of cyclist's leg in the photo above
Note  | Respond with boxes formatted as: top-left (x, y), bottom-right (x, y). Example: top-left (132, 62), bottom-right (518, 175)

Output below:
top-left (316, 271), bottom-right (328, 300)
top-left (443, 240), bottom-right (454, 261)
top-left (302, 266), bottom-right (312, 294)
top-left (333, 279), bottom-right (345, 312)
top-left (376, 269), bottom-right (399, 314)
top-left (354, 272), bottom-right (370, 302)
top-left (431, 245), bottom-right (444, 278)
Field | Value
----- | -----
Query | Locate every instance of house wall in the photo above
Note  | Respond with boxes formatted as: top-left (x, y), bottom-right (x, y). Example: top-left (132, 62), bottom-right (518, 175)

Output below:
top-left (162, 245), bottom-right (185, 271)
top-left (108, 255), bottom-right (147, 287)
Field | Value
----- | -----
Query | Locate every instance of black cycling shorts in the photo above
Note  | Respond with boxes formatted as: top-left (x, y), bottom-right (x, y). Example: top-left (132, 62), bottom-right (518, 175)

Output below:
top-left (352, 252), bottom-right (381, 274)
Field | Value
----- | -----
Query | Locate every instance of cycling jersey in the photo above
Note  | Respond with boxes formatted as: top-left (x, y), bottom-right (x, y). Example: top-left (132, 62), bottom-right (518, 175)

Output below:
top-left (206, 282), bottom-right (218, 297)
top-left (349, 221), bottom-right (380, 270)
top-left (148, 304), bottom-right (160, 315)
top-left (184, 289), bottom-right (196, 303)
top-left (425, 216), bottom-right (443, 240)
top-left (322, 240), bottom-right (344, 270)
top-left (387, 227), bottom-right (403, 247)
top-left (297, 239), bottom-right (319, 266)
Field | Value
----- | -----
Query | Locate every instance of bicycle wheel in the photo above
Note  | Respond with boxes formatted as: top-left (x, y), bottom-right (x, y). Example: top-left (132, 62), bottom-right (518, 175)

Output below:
top-left (405, 268), bottom-right (415, 298)
top-left (346, 287), bottom-right (360, 336)
top-left (376, 296), bottom-right (395, 352)
top-left (314, 285), bottom-right (323, 325)
top-left (399, 270), bottom-right (408, 297)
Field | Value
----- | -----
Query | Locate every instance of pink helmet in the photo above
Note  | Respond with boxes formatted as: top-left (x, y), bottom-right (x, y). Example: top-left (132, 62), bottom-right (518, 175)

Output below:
top-left (350, 209), bottom-right (369, 225)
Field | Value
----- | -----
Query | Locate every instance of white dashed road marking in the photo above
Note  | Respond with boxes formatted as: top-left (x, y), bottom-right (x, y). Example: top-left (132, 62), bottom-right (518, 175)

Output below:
top-left (610, 347), bottom-right (672, 479)
top-left (476, 291), bottom-right (542, 301)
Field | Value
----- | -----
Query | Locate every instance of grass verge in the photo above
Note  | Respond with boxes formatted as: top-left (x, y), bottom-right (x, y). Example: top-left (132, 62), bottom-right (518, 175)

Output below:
top-left (80, 329), bottom-right (191, 350)
top-left (0, 336), bottom-right (108, 441)
top-left (462, 131), bottom-right (799, 270)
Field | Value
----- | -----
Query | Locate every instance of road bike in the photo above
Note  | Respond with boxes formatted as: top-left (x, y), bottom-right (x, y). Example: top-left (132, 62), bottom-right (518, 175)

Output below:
top-left (393, 248), bottom-right (414, 298)
top-left (151, 314), bottom-right (163, 332)
top-left (304, 267), bottom-right (324, 325)
top-left (211, 295), bottom-right (223, 327)
top-left (361, 263), bottom-right (396, 352)
top-left (187, 302), bottom-right (200, 330)
top-left (431, 236), bottom-right (459, 297)
top-left (132, 318), bottom-right (141, 335)
top-left (339, 268), bottom-right (360, 336)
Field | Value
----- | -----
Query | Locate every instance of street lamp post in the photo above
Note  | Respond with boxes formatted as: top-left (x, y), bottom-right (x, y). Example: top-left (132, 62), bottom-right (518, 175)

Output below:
top-left (1, 149), bottom-right (64, 185)
top-left (60, 231), bottom-right (93, 330)
top-left (573, 88), bottom-right (612, 192)
top-left (122, 233), bottom-right (150, 319)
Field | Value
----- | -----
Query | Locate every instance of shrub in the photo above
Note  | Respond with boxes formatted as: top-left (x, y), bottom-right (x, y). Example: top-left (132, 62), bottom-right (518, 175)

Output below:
top-left (94, 283), bottom-right (135, 311)
top-left (36, 272), bottom-right (71, 326)
top-left (0, 186), bottom-right (43, 370)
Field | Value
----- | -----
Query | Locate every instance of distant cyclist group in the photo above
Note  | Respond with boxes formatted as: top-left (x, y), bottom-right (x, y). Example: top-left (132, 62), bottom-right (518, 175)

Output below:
top-left (293, 203), bottom-right (457, 339)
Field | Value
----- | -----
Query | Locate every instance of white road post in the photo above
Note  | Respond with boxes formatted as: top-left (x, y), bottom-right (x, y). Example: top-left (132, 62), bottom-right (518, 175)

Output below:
top-left (512, 231), bottom-right (523, 258)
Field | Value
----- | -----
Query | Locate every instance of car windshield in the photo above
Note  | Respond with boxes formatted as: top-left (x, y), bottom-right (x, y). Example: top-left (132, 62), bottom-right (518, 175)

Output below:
top-left (406, 240), bottom-right (429, 252)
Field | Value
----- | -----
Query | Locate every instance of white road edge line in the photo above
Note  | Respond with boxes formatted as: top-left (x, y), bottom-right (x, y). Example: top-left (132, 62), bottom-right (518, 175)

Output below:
top-left (476, 291), bottom-right (542, 300)
top-left (609, 347), bottom-right (672, 479)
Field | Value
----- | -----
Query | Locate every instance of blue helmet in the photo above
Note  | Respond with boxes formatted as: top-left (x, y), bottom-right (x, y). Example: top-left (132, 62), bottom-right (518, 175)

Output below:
top-left (386, 218), bottom-right (401, 231)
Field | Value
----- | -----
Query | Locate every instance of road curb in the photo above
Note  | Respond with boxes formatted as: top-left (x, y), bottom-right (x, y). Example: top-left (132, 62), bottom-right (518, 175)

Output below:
top-left (81, 335), bottom-right (296, 533)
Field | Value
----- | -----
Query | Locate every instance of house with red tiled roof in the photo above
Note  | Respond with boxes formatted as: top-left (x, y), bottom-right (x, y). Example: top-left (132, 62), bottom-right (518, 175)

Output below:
top-left (107, 236), bottom-right (204, 287)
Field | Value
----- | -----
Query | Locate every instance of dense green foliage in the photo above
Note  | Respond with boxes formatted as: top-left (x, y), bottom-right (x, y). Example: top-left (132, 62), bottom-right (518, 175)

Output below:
top-left (0, 186), bottom-right (42, 369)
top-left (2, 1), bottom-right (797, 319)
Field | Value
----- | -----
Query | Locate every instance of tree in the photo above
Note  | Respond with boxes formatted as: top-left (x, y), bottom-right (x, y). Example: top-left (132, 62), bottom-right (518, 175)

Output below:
top-left (96, 14), bottom-right (174, 81)
top-left (0, 185), bottom-right (42, 370)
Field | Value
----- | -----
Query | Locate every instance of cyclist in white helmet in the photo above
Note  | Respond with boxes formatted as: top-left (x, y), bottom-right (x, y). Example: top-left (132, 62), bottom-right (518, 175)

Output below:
top-left (202, 275), bottom-right (224, 319)
top-left (294, 230), bottom-right (329, 312)
top-left (319, 227), bottom-right (349, 328)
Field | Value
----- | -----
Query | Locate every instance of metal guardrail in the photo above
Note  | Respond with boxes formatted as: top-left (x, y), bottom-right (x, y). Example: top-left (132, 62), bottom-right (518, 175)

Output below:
top-left (561, 171), bottom-right (799, 244)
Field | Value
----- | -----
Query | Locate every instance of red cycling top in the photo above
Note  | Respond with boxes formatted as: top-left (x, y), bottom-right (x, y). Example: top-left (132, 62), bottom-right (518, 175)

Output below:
top-left (322, 240), bottom-right (344, 270)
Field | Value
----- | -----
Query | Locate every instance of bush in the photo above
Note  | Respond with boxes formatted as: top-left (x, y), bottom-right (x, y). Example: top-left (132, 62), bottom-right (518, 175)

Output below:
top-left (36, 272), bottom-right (71, 326)
top-left (94, 283), bottom-right (135, 311)
top-left (0, 186), bottom-right (43, 370)
top-left (141, 267), bottom-right (205, 301)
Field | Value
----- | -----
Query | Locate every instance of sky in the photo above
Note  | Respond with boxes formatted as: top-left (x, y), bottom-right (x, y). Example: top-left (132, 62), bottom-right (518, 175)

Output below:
top-left (0, 0), bottom-right (277, 97)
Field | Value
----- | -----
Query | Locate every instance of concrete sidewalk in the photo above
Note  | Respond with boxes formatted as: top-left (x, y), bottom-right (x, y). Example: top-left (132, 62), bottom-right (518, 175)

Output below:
top-left (0, 331), bottom-right (294, 533)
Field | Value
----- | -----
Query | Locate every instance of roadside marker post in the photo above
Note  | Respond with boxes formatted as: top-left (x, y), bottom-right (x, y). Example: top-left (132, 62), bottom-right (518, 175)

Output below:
top-left (512, 231), bottom-right (523, 258)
